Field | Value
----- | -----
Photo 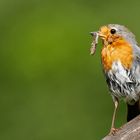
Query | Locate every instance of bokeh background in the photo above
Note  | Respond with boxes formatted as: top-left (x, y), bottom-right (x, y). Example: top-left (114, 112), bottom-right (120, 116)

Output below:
top-left (0, 0), bottom-right (140, 139)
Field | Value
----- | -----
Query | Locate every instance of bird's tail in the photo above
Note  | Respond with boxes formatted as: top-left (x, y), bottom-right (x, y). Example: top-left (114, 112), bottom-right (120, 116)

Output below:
top-left (127, 100), bottom-right (140, 122)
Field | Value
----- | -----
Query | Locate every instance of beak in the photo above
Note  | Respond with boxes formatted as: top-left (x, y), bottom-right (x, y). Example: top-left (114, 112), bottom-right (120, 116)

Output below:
top-left (98, 32), bottom-right (106, 39)
top-left (90, 31), bottom-right (106, 39)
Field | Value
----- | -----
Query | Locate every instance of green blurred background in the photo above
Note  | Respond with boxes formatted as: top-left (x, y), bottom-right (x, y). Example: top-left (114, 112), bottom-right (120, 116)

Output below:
top-left (0, 0), bottom-right (140, 139)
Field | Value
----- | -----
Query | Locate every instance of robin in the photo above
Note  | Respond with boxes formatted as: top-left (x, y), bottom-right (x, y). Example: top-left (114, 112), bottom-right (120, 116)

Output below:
top-left (90, 24), bottom-right (140, 134)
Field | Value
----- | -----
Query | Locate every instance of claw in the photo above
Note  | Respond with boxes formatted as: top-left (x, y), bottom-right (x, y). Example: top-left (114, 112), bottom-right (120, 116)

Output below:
top-left (109, 128), bottom-right (119, 135)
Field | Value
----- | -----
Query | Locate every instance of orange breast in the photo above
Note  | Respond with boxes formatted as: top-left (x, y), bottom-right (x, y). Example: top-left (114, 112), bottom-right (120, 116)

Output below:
top-left (101, 40), bottom-right (133, 71)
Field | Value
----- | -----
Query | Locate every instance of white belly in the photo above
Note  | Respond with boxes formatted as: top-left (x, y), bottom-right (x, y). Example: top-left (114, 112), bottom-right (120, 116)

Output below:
top-left (105, 61), bottom-right (139, 104)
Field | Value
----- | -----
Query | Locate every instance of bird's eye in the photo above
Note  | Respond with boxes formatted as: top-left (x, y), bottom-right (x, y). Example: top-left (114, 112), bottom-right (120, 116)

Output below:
top-left (110, 28), bottom-right (116, 34)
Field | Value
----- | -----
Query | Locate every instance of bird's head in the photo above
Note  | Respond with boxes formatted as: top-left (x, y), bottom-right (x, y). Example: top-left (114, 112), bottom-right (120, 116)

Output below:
top-left (90, 24), bottom-right (137, 55)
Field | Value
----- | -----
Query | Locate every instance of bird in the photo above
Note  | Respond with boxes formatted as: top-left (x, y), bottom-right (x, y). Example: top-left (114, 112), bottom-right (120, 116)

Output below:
top-left (90, 24), bottom-right (140, 134)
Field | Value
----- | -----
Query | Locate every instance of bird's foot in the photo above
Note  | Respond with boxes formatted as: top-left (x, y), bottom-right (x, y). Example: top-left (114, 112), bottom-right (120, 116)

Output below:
top-left (109, 127), bottom-right (119, 135)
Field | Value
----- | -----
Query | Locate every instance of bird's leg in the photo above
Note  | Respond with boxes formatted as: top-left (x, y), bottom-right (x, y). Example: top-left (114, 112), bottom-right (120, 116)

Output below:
top-left (109, 98), bottom-right (119, 135)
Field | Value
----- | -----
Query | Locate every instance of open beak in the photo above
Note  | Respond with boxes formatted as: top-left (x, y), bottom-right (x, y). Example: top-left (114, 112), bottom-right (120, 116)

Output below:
top-left (98, 32), bottom-right (106, 39)
top-left (90, 31), bottom-right (106, 39)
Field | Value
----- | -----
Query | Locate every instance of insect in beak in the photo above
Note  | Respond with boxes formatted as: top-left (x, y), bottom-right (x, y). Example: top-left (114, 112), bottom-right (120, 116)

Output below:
top-left (90, 32), bottom-right (96, 36)
top-left (90, 31), bottom-right (99, 55)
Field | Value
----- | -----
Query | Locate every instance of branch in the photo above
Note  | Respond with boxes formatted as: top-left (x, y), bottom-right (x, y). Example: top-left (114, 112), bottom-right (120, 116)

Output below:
top-left (103, 115), bottom-right (140, 140)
